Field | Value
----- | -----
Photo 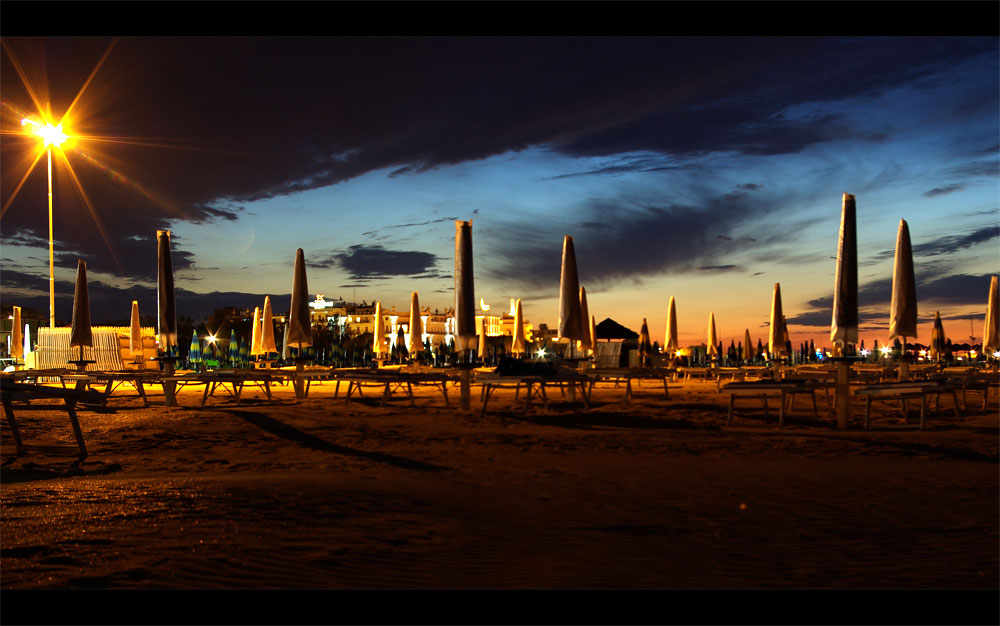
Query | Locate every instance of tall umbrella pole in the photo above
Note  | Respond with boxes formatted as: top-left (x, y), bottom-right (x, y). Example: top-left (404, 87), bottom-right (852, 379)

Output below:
top-left (455, 220), bottom-right (476, 410)
top-left (983, 276), bottom-right (999, 370)
top-left (10, 306), bottom-right (23, 364)
top-left (157, 230), bottom-right (180, 405)
top-left (69, 259), bottom-right (94, 371)
top-left (830, 193), bottom-right (859, 428)
top-left (889, 219), bottom-right (917, 381)
top-left (558, 235), bottom-right (584, 400)
top-left (286, 248), bottom-right (313, 399)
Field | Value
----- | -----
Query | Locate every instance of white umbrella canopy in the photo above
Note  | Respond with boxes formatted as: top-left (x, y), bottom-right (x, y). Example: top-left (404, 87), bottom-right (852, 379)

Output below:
top-left (69, 259), bottom-right (93, 349)
top-left (831, 193), bottom-right (859, 348)
top-left (664, 296), bottom-right (679, 354)
top-left (455, 220), bottom-right (477, 353)
top-left (558, 235), bottom-right (584, 343)
top-left (129, 300), bottom-right (142, 357)
top-left (23, 323), bottom-right (31, 359)
top-left (511, 298), bottom-right (526, 356)
top-left (250, 306), bottom-right (263, 356)
top-left (578, 286), bottom-right (593, 353)
top-left (889, 219), bottom-right (918, 341)
top-left (157, 230), bottom-right (178, 351)
top-left (372, 301), bottom-right (386, 356)
top-left (260, 297), bottom-right (278, 355)
top-left (983, 275), bottom-right (999, 351)
top-left (768, 283), bottom-right (788, 358)
top-left (408, 291), bottom-right (423, 357)
top-left (285, 248), bottom-right (313, 354)
top-left (707, 312), bottom-right (718, 358)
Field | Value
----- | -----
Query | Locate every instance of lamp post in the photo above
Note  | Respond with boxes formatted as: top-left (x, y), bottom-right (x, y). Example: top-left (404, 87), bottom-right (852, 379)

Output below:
top-left (21, 116), bottom-right (69, 329)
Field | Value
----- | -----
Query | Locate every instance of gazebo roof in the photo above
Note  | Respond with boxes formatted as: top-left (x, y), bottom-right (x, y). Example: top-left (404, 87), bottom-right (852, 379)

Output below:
top-left (595, 318), bottom-right (639, 340)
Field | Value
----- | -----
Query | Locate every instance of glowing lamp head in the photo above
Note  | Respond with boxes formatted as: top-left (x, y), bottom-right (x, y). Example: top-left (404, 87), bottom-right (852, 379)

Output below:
top-left (22, 118), bottom-right (68, 148)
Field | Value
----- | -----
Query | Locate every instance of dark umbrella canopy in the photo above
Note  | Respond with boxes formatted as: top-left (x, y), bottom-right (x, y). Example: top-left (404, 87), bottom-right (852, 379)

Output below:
top-left (889, 219), bottom-right (918, 340)
top-left (930, 311), bottom-right (947, 360)
top-left (157, 230), bottom-right (178, 350)
top-left (831, 193), bottom-right (859, 348)
top-left (69, 259), bottom-right (93, 348)
top-left (455, 220), bottom-right (476, 352)
top-left (285, 248), bottom-right (313, 350)
top-left (229, 329), bottom-right (240, 366)
top-left (558, 235), bottom-right (584, 342)
top-left (984, 275), bottom-right (999, 351)
top-left (638, 318), bottom-right (652, 365)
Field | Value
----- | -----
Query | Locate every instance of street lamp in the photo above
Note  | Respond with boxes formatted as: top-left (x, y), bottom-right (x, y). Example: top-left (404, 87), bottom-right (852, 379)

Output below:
top-left (21, 116), bottom-right (69, 328)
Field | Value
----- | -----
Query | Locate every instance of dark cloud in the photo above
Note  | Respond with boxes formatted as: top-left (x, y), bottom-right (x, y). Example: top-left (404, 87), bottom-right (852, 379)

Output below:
top-left (484, 188), bottom-right (788, 294)
top-left (0, 268), bottom-right (279, 324)
top-left (2, 36), bottom-right (995, 288)
top-left (331, 245), bottom-right (440, 280)
top-left (872, 225), bottom-right (999, 261)
top-left (788, 272), bottom-right (996, 327)
top-left (923, 184), bottom-right (966, 197)
top-left (698, 265), bottom-right (740, 272)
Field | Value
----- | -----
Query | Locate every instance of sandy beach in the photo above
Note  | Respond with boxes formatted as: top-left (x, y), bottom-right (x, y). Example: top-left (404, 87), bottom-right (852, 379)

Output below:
top-left (2, 374), bottom-right (998, 621)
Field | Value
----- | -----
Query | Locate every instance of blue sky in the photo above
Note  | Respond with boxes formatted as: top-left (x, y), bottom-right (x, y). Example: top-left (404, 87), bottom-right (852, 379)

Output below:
top-left (2, 33), bottom-right (997, 348)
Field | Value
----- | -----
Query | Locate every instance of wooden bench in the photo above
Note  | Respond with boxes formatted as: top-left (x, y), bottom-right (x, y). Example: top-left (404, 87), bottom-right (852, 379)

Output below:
top-left (586, 368), bottom-right (677, 403)
top-left (853, 382), bottom-right (960, 430)
top-left (1, 377), bottom-right (106, 457)
top-left (720, 381), bottom-right (817, 427)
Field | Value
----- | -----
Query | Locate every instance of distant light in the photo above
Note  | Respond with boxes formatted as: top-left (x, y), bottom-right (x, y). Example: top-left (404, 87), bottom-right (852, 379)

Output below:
top-left (860, 349), bottom-right (870, 357)
top-left (881, 345), bottom-right (891, 356)
top-left (22, 118), bottom-right (68, 148)
top-left (993, 351), bottom-right (1000, 359)
top-left (536, 347), bottom-right (546, 358)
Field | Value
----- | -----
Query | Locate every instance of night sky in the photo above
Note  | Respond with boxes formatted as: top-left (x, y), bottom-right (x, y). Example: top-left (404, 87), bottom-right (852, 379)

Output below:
top-left (2, 12), bottom-right (998, 348)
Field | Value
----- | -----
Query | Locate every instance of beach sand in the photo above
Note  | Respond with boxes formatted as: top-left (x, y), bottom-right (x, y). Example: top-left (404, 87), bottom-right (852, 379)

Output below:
top-left (2, 374), bottom-right (997, 608)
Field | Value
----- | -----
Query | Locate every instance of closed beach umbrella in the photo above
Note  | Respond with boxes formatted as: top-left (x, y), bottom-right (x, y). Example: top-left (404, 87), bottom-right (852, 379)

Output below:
top-left (664, 296), bottom-right (679, 355)
top-left (188, 331), bottom-right (202, 365)
top-left (831, 193), bottom-right (859, 348)
top-left (373, 301), bottom-right (386, 357)
top-left (768, 283), bottom-right (788, 359)
top-left (396, 325), bottom-right (409, 362)
top-left (744, 328), bottom-right (752, 363)
top-left (239, 336), bottom-right (248, 367)
top-left (578, 286), bottom-right (593, 353)
top-left (157, 230), bottom-right (178, 351)
top-left (889, 219), bottom-right (918, 341)
top-left (638, 318), bottom-right (652, 366)
top-left (250, 306), bottom-right (262, 356)
top-left (229, 329), bottom-right (240, 366)
top-left (285, 248), bottom-right (313, 357)
top-left (476, 316), bottom-right (487, 360)
top-left (10, 306), bottom-right (23, 359)
top-left (930, 311), bottom-right (947, 361)
top-left (983, 275), bottom-right (999, 351)
top-left (130, 300), bottom-right (142, 357)
top-left (512, 298), bottom-right (526, 356)
top-left (455, 220), bottom-right (476, 353)
top-left (408, 291), bottom-right (423, 358)
top-left (590, 315), bottom-right (597, 355)
top-left (558, 235), bottom-right (584, 344)
top-left (23, 323), bottom-right (31, 360)
top-left (69, 259), bottom-right (93, 350)
top-left (707, 312), bottom-right (718, 360)
top-left (260, 297), bottom-right (278, 356)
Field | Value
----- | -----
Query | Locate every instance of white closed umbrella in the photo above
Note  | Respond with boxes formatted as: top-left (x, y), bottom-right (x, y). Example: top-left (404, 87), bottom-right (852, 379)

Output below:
top-left (831, 193), bottom-right (859, 349)
top-left (578, 286), bottom-right (593, 354)
top-left (664, 296), bottom-right (679, 356)
top-left (10, 305), bottom-right (23, 360)
top-left (512, 298), bottom-right (526, 356)
top-left (408, 291), bottom-right (423, 359)
top-left (768, 283), bottom-right (788, 359)
top-left (889, 219), bottom-right (917, 380)
top-left (260, 296), bottom-right (278, 356)
top-left (373, 301), bottom-right (386, 358)
top-left (707, 312), bottom-right (718, 364)
top-left (130, 300), bottom-right (142, 359)
top-left (250, 306), bottom-right (263, 357)
top-left (558, 235), bottom-right (584, 345)
top-left (983, 275), bottom-right (999, 352)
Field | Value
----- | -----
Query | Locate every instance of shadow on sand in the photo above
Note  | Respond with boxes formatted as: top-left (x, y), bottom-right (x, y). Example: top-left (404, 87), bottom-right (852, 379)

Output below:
top-left (223, 409), bottom-right (450, 473)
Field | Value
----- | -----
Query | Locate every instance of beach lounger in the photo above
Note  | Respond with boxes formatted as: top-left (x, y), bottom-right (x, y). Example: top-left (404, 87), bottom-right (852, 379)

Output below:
top-left (1, 376), bottom-right (105, 457)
